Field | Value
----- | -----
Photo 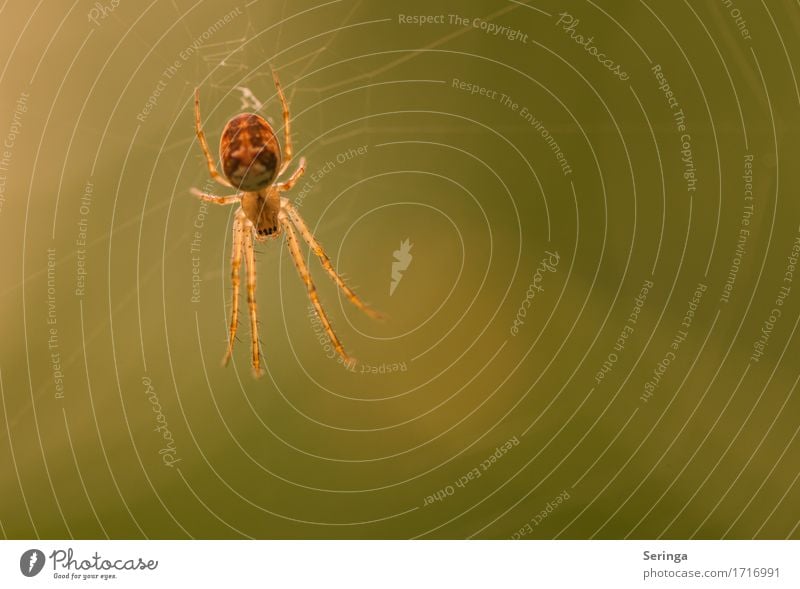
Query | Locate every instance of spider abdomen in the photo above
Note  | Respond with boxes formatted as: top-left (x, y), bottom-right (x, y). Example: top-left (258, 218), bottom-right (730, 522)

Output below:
top-left (220, 113), bottom-right (281, 191)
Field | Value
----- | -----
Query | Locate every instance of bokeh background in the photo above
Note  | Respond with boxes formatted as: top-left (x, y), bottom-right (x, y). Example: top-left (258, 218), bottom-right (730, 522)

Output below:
top-left (1, 0), bottom-right (799, 539)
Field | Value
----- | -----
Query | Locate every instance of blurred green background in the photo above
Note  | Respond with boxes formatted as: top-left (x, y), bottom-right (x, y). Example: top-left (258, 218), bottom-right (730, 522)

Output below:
top-left (1, 0), bottom-right (799, 539)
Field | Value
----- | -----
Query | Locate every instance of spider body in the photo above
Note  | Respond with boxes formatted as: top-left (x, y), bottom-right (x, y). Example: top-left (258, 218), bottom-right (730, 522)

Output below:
top-left (191, 71), bottom-right (382, 376)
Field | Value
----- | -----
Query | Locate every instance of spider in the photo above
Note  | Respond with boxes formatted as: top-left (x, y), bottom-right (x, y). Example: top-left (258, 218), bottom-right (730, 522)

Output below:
top-left (191, 70), bottom-right (381, 377)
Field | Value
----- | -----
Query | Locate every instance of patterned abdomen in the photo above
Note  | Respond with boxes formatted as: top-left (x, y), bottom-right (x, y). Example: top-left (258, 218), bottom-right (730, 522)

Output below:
top-left (219, 113), bottom-right (281, 191)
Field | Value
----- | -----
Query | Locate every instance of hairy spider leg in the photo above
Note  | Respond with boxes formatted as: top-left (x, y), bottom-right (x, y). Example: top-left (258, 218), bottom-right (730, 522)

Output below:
top-left (190, 188), bottom-right (242, 205)
top-left (194, 89), bottom-right (233, 188)
top-left (271, 69), bottom-right (294, 176)
top-left (280, 216), bottom-right (352, 365)
top-left (283, 201), bottom-right (384, 320)
top-left (223, 209), bottom-right (246, 366)
top-left (275, 157), bottom-right (306, 191)
top-left (243, 221), bottom-right (263, 375)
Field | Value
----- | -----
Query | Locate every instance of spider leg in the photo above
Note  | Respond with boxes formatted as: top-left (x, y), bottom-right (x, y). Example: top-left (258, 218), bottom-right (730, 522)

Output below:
top-left (190, 188), bottom-right (241, 205)
top-left (242, 220), bottom-right (263, 376)
top-left (283, 200), bottom-right (384, 320)
top-left (271, 69), bottom-right (294, 176)
top-left (281, 216), bottom-right (354, 365)
top-left (275, 157), bottom-right (306, 191)
top-left (223, 209), bottom-right (245, 367)
top-left (194, 88), bottom-right (233, 188)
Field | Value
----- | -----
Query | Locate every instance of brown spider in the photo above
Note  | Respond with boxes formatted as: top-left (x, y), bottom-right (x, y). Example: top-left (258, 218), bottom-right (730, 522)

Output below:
top-left (191, 71), bottom-right (381, 376)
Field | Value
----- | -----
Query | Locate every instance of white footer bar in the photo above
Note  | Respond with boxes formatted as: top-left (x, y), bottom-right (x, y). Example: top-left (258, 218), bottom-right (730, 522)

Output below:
top-left (1, 540), bottom-right (797, 588)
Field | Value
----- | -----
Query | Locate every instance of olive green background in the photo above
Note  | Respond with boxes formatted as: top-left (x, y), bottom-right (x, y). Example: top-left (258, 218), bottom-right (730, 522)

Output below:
top-left (1, 0), bottom-right (799, 539)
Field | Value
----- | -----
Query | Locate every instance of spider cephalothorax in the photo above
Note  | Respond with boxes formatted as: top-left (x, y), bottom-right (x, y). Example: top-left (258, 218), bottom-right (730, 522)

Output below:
top-left (191, 70), bottom-right (382, 376)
